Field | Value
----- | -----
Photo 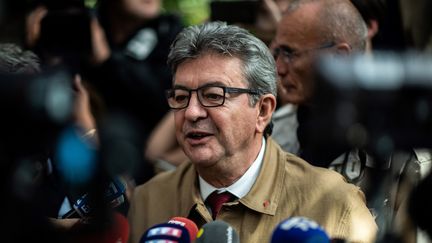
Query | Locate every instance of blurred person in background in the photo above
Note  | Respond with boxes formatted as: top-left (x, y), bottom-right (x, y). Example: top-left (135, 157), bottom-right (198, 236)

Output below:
top-left (0, 42), bottom-right (71, 242)
top-left (25, 0), bottom-right (184, 185)
top-left (92, 0), bottom-right (184, 184)
top-left (273, 0), bottom-right (367, 173)
top-left (23, 0), bottom-right (136, 231)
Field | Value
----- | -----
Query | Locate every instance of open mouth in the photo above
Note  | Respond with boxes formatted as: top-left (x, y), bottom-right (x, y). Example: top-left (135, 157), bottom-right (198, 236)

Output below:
top-left (186, 132), bottom-right (212, 139)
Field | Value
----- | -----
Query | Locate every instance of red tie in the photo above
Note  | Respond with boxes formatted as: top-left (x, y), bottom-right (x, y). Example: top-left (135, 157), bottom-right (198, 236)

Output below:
top-left (205, 191), bottom-right (235, 219)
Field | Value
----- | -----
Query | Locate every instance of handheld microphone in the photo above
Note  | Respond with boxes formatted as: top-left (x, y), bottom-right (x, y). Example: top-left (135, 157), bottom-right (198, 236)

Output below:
top-left (271, 217), bottom-right (330, 243)
top-left (140, 223), bottom-right (190, 243)
top-left (168, 217), bottom-right (199, 241)
top-left (196, 220), bottom-right (239, 243)
top-left (62, 177), bottom-right (126, 219)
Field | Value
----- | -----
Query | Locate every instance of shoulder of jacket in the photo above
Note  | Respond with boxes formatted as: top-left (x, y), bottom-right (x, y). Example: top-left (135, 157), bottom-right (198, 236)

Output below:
top-left (135, 161), bottom-right (194, 194)
top-left (284, 153), bottom-right (357, 195)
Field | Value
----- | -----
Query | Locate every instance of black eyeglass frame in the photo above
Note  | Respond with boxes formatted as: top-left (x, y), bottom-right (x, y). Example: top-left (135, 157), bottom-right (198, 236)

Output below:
top-left (165, 85), bottom-right (261, 109)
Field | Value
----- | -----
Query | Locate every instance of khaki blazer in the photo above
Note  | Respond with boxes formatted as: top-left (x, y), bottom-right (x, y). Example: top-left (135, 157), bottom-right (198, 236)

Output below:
top-left (128, 138), bottom-right (377, 243)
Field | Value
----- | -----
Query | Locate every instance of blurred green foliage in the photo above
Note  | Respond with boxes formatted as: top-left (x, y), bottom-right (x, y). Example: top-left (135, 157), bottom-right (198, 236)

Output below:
top-left (162, 0), bottom-right (210, 26)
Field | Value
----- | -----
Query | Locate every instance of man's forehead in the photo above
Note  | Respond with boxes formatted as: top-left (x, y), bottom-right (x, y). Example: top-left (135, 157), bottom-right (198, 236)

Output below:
top-left (276, 3), bottom-right (324, 47)
top-left (173, 55), bottom-right (246, 88)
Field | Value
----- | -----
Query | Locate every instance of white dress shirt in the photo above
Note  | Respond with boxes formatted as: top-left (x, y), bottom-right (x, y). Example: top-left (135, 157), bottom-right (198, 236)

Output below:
top-left (199, 138), bottom-right (266, 201)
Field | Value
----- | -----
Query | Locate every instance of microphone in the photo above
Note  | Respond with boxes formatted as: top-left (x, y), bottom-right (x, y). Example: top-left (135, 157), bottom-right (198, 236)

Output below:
top-left (62, 177), bottom-right (126, 219)
top-left (69, 211), bottom-right (129, 243)
top-left (196, 220), bottom-right (240, 243)
top-left (140, 223), bottom-right (190, 243)
top-left (168, 217), bottom-right (199, 241)
top-left (271, 217), bottom-right (330, 243)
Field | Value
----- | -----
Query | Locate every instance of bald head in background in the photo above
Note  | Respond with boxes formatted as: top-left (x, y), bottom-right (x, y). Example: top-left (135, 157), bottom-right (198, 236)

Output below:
top-left (274, 0), bottom-right (367, 104)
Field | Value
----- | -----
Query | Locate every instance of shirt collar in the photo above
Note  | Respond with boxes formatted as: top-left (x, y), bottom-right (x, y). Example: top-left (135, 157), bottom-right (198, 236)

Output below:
top-left (199, 138), bottom-right (266, 201)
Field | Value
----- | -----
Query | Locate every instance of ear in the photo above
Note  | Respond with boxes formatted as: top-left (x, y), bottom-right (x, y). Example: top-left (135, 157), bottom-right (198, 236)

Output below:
top-left (256, 94), bottom-right (277, 134)
top-left (334, 42), bottom-right (352, 56)
top-left (367, 19), bottom-right (379, 39)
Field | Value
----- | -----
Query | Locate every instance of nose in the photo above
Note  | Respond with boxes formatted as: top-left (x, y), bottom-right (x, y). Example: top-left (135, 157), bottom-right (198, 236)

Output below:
top-left (184, 92), bottom-right (207, 122)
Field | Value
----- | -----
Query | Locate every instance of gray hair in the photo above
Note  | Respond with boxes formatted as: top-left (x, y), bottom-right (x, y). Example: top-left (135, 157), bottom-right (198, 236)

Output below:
top-left (287, 0), bottom-right (368, 52)
top-left (167, 21), bottom-right (277, 106)
top-left (0, 43), bottom-right (40, 74)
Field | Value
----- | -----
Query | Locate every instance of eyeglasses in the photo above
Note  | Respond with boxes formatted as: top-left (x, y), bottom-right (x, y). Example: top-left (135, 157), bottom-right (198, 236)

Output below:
top-left (273, 42), bottom-right (335, 64)
top-left (166, 85), bottom-right (260, 109)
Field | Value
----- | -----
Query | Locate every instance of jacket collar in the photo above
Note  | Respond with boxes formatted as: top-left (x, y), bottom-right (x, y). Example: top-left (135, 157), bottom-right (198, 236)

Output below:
top-left (179, 138), bottom-right (285, 217)
top-left (239, 138), bottom-right (285, 215)
top-left (179, 166), bottom-right (206, 217)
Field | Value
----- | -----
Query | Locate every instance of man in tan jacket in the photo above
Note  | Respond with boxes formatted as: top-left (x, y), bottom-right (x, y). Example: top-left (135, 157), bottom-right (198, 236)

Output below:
top-left (128, 21), bottom-right (377, 243)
